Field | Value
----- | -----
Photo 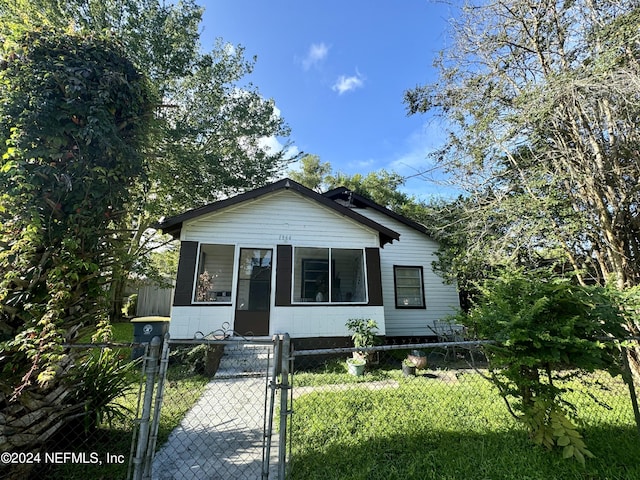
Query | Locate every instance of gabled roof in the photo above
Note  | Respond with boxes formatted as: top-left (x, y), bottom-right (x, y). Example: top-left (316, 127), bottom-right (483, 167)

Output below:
top-left (155, 178), bottom-right (400, 245)
top-left (323, 187), bottom-right (430, 235)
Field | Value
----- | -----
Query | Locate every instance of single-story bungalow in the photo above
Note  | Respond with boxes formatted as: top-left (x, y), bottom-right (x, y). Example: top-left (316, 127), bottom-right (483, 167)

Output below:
top-left (156, 178), bottom-right (460, 346)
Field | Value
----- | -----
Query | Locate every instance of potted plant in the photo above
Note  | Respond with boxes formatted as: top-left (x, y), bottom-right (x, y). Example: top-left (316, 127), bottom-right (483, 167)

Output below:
top-left (401, 358), bottom-right (416, 377)
top-left (345, 318), bottom-right (379, 364)
top-left (407, 349), bottom-right (427, 369)
top-left (346, 357), bottom-right (366, 376)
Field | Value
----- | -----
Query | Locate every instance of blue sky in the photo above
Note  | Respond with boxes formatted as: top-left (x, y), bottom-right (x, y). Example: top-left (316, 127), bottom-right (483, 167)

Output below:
top-left (199, 1), bottom-right (456, 199)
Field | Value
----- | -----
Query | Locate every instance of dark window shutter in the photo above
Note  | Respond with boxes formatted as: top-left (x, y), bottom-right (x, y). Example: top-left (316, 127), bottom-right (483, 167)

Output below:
top-left (365, 248), bottom-right (383, 306)
top-left (173, 241), bottom-right (198, 306)
top-left (275, 245), bottom-right (292, 306)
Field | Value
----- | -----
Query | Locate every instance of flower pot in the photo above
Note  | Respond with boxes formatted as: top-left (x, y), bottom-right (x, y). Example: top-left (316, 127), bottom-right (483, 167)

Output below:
top-left (407, 350), bottom-right (427, 369)
top-left (401, 363), bottom-right (416, 377)
top-left (353, 351), bottom-right (379, 366)
top-left (347, 358), bottom-right (366, 376)
top-left (353, 351), bottom-right (368, 363)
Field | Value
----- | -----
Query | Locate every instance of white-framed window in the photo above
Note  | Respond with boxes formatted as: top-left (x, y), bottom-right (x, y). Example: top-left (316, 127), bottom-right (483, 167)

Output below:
top-left (292, 247), bottom-right (367, 303)
top-left (193, 244), bottom-right (235, 303)
top-left (393, 266), bottom-right (425, 309)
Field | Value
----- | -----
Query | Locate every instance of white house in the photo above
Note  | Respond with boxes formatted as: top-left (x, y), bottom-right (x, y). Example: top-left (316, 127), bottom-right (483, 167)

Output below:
top-left (156, 178), bottom-right (460, 346)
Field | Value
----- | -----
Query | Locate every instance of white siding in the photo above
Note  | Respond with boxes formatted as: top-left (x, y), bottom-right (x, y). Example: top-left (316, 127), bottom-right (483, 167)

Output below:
top-left (170, 190), bottom-right (383, 338)
top-left (354, 208), bottom-right (460, 337)
top-left (271, 306), bottom-right (385, 337)
top-left (170, 290), bottom-right (386, 340)
top-left (181, 190), bottom-right (379, 249)
top-left (169, 306), bottom-right (234, 338)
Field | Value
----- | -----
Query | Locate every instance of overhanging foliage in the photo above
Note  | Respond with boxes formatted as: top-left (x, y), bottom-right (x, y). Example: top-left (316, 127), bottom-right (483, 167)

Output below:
top-left (0, 29), bottom-right (154, 396)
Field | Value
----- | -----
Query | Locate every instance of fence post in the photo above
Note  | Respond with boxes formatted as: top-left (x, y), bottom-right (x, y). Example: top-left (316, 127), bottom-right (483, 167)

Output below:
top-left (131, 336), bottom-right (161, 480)
top-left (262, 335), bottom-right (281, 479)
top-left (621, 347), bottom-right (640, 437)
top-left (278, 333), bottom-right (291, 480)
top-left (142, 333), bottom-right (171, 479)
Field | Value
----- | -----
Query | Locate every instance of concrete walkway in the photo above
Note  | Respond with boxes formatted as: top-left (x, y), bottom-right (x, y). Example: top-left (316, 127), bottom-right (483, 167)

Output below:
top-left (152, 356), bottom-right (280, 479)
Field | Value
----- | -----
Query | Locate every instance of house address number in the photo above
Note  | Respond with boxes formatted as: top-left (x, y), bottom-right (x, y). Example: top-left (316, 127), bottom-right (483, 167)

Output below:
top-left (278, 234), bottom-right (292, 241)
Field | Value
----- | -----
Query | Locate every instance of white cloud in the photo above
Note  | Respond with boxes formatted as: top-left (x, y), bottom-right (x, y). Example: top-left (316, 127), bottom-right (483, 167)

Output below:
top-left (258, 136), bottom-right (299, 159)
top-left (332, 70), bottom-right (365, 95)
top-left (223, 42), bottom-right (237, 56)
top-left (302, 43), bottom-right (329, 70)
top-left (256, 105), bottom-right (299, 159)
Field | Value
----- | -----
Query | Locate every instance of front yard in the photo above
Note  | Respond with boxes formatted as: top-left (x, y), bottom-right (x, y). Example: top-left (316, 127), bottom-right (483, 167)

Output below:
top-left (36, 330), bottom-right (640, 480)
top-left (288, 362), bottom-right (639, 480)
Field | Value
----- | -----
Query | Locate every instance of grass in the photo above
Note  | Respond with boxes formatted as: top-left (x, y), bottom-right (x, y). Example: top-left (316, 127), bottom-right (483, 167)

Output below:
top-left (41, 322), bottom-right (209, 480)
top-left (288, 361), bottom-right (640, 480)
top-left (112, 322), bottom-right (135, 342)
top-left (37, 336), bottom-right (638, 479)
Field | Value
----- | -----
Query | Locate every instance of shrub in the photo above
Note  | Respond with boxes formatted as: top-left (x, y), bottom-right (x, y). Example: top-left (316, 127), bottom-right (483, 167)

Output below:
top-left (459, 268), bottom-right (625, 463)
top-left (170, 344), bottom-right (223, 376)
top-left (67, 349), bottom-right (138, 433)
top-left (122, 294), bottom-right (138, 318)
top-left (345, 318), bottom-right (380, 351)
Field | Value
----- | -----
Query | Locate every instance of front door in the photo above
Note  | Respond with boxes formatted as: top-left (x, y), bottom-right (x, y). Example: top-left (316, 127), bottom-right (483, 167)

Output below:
top-left (234, 248), bottom-right (272, 336)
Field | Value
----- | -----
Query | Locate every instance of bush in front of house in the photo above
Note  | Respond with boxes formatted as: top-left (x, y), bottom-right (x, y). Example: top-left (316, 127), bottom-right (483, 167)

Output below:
top-left (66, 349), bottom-right (138, 434)
top-left (457, 267), bottom-right (626, 463)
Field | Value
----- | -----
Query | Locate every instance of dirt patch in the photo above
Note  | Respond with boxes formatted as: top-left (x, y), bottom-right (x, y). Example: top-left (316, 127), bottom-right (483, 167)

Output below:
top-left (292, 380), bottom-right (400, 399)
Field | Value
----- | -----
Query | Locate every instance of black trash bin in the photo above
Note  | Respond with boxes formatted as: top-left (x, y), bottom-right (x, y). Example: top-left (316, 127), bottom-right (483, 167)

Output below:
top-left (131, 316), bottom-right (170, 359)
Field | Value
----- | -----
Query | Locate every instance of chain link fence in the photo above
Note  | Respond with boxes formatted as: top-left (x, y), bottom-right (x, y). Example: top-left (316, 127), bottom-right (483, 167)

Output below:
top-left (151, 338), bottom-right (281, 480)
top-left (287, 339), bottom-right (640, 480)
top-left (2, 336), bottom-right (284, 480)
top-left (3, 335), bottom-right (638, 480)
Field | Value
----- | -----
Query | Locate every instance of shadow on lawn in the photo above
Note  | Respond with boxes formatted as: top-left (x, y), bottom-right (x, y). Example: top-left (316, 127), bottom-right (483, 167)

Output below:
top-left (37, 427), bottom-right (132, 480)
top-left (288, 425), bottom-right (640, 480)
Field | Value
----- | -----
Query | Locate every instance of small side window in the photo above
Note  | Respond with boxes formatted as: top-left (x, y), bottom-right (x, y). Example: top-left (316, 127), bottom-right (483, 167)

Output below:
top-left (393, 266), bottom-right (425, 309)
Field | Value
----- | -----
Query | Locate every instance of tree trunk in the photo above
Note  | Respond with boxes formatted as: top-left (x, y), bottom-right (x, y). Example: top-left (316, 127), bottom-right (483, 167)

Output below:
top-left (0, 357), bottom-right (82, 479)
top-left (108, 274), bottom-right (127, 322)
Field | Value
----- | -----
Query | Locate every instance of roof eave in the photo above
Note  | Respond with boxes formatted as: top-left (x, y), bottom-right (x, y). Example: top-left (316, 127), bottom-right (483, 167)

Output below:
top-left (155, 178), bottom-right (400, 245)
top-left (322, 188), bottom-right (430, 235)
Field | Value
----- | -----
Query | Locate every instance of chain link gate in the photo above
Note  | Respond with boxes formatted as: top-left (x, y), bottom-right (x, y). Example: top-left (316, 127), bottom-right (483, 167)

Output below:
top-left (130, 333), bottom-right (291, 480)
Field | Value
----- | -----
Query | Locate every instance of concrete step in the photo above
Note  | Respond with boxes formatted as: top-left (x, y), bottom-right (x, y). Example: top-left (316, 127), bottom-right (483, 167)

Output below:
top-left (215, 343), bottom-right (274, 377)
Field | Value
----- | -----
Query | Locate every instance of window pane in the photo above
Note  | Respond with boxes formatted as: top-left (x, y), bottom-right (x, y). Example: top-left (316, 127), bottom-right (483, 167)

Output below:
top-left (293, 248), bottom-right (329, 302)
top-left (394, 266), bottom-right (424, 307)
top-left (332, 249), bottom-right (366, 302)
top-left (194, 244), bottom-right (234, 302)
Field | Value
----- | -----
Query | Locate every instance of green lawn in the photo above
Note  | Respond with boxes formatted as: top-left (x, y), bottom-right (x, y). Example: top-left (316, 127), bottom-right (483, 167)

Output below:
top-left (111, 321), bottom-right (135, 342)
top-left (288, 364), bottom-right (640, 480)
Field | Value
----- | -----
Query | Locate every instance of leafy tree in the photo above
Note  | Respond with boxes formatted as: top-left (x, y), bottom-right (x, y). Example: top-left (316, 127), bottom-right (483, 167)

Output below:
top-left (289, 154), bottom-right (332, 192)
top-left (0, 28), bottom-right (154, 453)
top-left (0, 0), bottom-right (296, 319)
top-left (405, 0), bottom-right (640, 290)
top-left (289, 155), bottom-right (418, 212)
top-left (405, 1), bottom-right (640, 382)
top-left (326, 170), bottom-right (413, 213)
